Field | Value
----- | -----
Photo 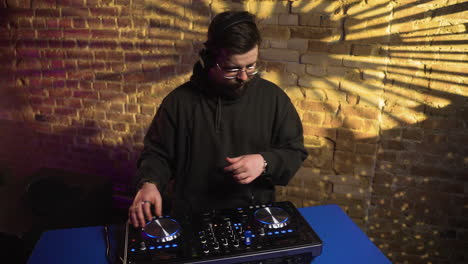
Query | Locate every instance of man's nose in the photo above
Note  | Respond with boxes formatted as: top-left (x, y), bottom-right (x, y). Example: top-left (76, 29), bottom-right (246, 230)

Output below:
top-left (236, 70), bottom-right (249, 81)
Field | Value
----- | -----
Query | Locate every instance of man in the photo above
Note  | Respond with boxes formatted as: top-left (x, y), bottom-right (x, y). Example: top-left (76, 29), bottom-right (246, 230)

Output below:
top-left (129, 11), bottom-right (308, 228)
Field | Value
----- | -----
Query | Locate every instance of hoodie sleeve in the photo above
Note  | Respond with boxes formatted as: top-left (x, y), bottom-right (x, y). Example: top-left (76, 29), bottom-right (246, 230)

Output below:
top-left (259, 95), bottom-right (308, 186)
top-left (134, 98), bottom-right (176, 193)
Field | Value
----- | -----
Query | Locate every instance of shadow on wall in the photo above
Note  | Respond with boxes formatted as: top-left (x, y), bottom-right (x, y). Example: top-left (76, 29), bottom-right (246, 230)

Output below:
top-left (0, 0), bottom-right (466, 262)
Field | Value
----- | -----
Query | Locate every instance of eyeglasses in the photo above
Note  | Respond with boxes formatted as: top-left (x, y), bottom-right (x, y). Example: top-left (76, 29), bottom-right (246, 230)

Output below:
top-left (216, 63), bottom-right (258, 79)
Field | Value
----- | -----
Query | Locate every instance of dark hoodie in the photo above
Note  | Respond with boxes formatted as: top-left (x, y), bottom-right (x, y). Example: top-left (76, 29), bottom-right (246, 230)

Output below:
top-left (135, 62), bottom-right (308, 215)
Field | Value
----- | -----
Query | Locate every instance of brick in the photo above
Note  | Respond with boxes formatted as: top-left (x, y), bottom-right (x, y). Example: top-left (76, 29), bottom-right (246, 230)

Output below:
top-left (112, 122), bottom-right (127, 132)
top-left (303, 125), bottom-right (336, 140)
top-left (89, 7), bottom-right (118, 16)
top-left (260, 48), bottom-right (299, 62)
top-left (17, 48), bottom-right (40, 58)
top-left (287, 38), bottom-right (308, 52)
top-left (306, 65), bottom-right (326, 76)
top-left (290, 27), bottom-right (333, 39)
top-left (37, 29), bottom-right (62, 38)
top-left (320, 15), bottom-right (341, 27)
top-left (298, 75), bottom-right (339, 90)
top-left (91, 29), bottom-right (119, 39)
top-left (342, 129), bottom-right (378, 143)
top-left (270, 40), bottom-right (287, 49)
top-left (329, 43), bottom-right (351, 54)
top-left (117, 18), bottom-right (131, 28)
top-left (66, 50), bottom-right (91, 59)
top-left (301, 52), bottom-right (328, 65)
top-left (341, 105), bottom-right (380, 120)
top-left (72, 18), bottom-right (86, 28)
top-left (352, 44), bottom-right (377, 56)
top-left (125, 52), bottom-right (142, 62)
top-left (54, 107), bottom-right (77, 116)
top-left (73, 90), bottom-right (98, 99)
top-left (322, 113), bottom-right (343, 127)
top-left (99, 91), bottom-right (126, 102)
top-left (298, 14), bottom-right (321, 26)
top-left (36, 9), bottom-right (60, 17)
top-left (126, 104), bottom-right (139, 114)
top-left (336, 139), bottom-right (354, 152)
top-left (43, 69), bottom-right (66, 78)
top-left (62, 8), bottom-right (89, 17)
top-left (58, 18), bottom-right (72, 28)
top-left (410, 166), bottom-right (452, 179)
top-left (356, 143), bottom-right (377, 155)
top-left (421, 118), bottom-right (462, 130)
top-left (308, 40), bottom-right (329, 52)
top-left (258, 25), bottom-right (290, 39)
top-left (95, 72), bottom-right (122, 82)
top-left (101, 18), bottom-right (116, 28)
top-left (402, 128), bottom-right (423, 141)
top-left (109, 103), bottom-right (124, 113)
top-left (303, 112), bottom-right (324, 124)
top-left (148, 28), bottom-right (182, 40)
top-left (63, 29), bottom-right (90, 38)
top-left (247, 1), bottom-right (289, 17)
top-left (279, 14), bottom-right (298, 26)
top-left (286, 63), bottom-right (306, 75)
top-left (300, 101), bottom-right (339, 113)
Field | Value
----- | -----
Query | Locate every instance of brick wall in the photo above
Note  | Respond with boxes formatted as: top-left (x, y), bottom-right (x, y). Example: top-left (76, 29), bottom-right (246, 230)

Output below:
top-left (0, 0), bottom-right (466, 263)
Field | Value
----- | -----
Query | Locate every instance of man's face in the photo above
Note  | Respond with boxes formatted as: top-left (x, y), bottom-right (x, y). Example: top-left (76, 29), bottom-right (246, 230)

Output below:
top-left (208, 45), bottom-right (259, 99)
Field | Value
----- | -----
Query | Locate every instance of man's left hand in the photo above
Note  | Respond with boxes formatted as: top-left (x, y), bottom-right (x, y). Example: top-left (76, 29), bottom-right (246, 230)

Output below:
top-left (224, 154), bottom-right (264, 184)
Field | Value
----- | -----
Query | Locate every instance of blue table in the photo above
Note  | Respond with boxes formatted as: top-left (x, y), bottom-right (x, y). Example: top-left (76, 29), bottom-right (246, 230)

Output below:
top-left (28, 204), bottom-right (391, 264)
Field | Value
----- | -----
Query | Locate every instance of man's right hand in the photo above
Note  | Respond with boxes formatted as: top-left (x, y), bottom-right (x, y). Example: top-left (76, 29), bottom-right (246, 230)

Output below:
top-left (128, 182), bottom-right (163, 228)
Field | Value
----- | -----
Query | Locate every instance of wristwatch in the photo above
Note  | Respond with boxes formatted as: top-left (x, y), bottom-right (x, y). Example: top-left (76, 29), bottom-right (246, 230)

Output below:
top-left (262, 158), bottom-right (268, 175)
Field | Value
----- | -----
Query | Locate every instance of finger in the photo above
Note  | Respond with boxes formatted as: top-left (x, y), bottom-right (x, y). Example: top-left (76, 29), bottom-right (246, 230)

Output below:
top-left (142, 201), bottom-right (153, 221)
top-left (135, 202), bottom-right (147, 228)
top-left (233, 172), bottom-right (249, 182)
top-left (224, 160), bottom-right (244, 172)
top-left (238, 176), bottom-right (253, 184)
top-left (129, 207), bottom-right (139, 228)
top-left (155, 198), bottom-right (162, 217)
top-left (226, 156), bottom-right (243, 163)
top-left (233, 166), bottom-right (247, 174)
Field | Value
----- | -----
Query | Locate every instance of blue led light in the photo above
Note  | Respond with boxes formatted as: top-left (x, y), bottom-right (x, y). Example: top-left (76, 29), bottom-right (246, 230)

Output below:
top-left (172, 244), bottom-right (178, 248)
top-left (267, 232), bottom-right (272, 235)
top-left (288, 229), bottom-right (293, 233)
top-left (252, 234), bottom-right (256, 237)
top-left (149, 246), bottom-right (155, 250)
top-left (281, 230), bottom-right (286, 234)
top-left (157, 245), bottom-right (163, 249)
top-left (130, 248), bottom-right (136, 252)
top-left (165, 245), bottom-right (171, 248)
top-left (274, 231), bottom-right (279, 235)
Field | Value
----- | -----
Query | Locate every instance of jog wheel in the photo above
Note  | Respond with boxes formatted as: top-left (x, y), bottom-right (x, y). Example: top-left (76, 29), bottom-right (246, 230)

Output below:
top-left (143, 217), bottom-right (181, 242)
top-left (254, 207), bottom-right (290, 229)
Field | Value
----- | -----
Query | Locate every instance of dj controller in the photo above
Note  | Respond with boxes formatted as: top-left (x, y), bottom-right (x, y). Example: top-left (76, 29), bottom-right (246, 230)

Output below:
top-left (121, 201), bottom-right (322, 264)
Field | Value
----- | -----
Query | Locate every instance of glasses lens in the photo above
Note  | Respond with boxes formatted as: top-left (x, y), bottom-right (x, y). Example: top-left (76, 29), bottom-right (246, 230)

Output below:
top-left (224, 68), bottom-right (257, 78)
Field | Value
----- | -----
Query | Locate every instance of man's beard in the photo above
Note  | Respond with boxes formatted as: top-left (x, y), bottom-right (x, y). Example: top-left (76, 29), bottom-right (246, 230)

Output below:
top-left (212, 79), bottom-right (249, 100)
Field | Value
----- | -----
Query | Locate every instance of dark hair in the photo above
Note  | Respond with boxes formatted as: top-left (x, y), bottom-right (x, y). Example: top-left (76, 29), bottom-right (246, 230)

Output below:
top-left (200, 11), bottom-right (261, 68)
